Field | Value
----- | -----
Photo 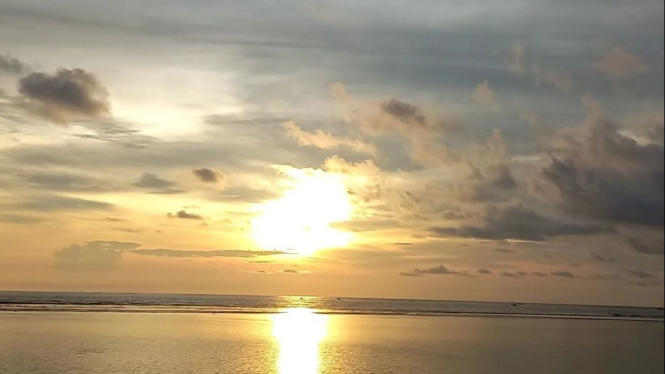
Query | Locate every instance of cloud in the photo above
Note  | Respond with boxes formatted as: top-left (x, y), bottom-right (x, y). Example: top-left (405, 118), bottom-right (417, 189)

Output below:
top-left (590, 249), bottom-right (619, 263)
top-left (599, 46), bottom-right (647, 77)
top-left (0, 53), bottom-right (31, 75)
top-left (132, 173), bottom-right (175, 189)
top-left (53, 240), bottom-right (141, 271)
top-left (192, 167), bottom-right (225, 184)
top-left (626, 236), bottom-right (664, 256)
top-left (501, 272), bottom-right (522, 278)
top-left (431, 202), bottom-right (614, 241)
top-left (132, 173), bottom-right (184, 194)
top-left (400, 264), bottom-right (472, 277)
top-left (13, 194), bottom-right (113, 211)
top-left (442, 210), bottom-right (470, 220)
top-left (477, 268), bottom-right (492, 275)
top-left (584, 273), bottom-right (623, 281)
top-left (541, 158), bottom-right (663, 226)
top-left (332, 83), bottom-right (460, 137)
top-left (129, 248), bottom-right (286, 258)
top-left (630, 112), bottom-right (664, 145)
top-left (506, 41), bottom-right (574, 93)
top-left (0, 213), bottom-right (45, 224)
top-left (74, 120), bottom-right (156, 149)
top-left (21, 172), bottom-right (102, 192)
top-left (17, 68), bottom-right (110, 123)
top-left (284, 121), bottom-right (377, 155)
top-left (409, 141), bottom-right (463, 167)
top-left (462, 130), bottom-right (517, 202)
top-left (282, 268), bottom-right (298, 273)
top-left (628, 270), bottom-right (656, 279)
top-left (537, 97), bottom-right (664, 227)
top-left (381, 98), bottom-right (427, 126)
top-left (167, 210), bottom-right (203, 220)
top-left (399, 271), bottom-right (424, 277)
top-left (415, 265), bottom-right (457, 275)
top-left (472, 80), bottom-right (496, 104)
top-left (53, 240), bottom-right (286, 270)
top-left (551, 271), bottom-right (575, 278)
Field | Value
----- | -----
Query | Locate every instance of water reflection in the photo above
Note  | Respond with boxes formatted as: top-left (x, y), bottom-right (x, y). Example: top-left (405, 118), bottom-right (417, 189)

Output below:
top-left (272, 308), bottom-right (328, 374)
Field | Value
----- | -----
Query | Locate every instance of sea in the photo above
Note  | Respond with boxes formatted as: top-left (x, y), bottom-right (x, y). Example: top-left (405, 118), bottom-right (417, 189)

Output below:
top-left (0, 292), bottom-right (663, 374)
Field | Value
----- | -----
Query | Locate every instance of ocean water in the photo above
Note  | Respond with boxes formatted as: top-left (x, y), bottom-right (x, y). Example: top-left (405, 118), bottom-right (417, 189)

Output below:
top-left (1, 291), bottom-right (663, 320)
top-left (0, 292), bottom-right (663, 374)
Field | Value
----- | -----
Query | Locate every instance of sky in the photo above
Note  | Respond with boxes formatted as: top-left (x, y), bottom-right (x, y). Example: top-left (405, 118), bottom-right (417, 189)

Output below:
top-left (0, 0), bottom-right (663, 306)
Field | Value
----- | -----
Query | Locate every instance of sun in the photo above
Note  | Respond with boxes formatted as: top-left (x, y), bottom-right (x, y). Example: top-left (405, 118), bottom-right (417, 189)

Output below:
top-left (251, 168), bottom-right (352, 255)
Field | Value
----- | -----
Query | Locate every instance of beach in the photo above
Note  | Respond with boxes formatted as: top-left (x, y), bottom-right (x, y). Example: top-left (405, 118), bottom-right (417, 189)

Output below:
top-left (1, 310), bottom-right (662, 374)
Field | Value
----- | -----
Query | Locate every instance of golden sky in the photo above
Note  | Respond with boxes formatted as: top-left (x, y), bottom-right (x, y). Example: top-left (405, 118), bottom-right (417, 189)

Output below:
top-left (0, 0), bottom-right (663, 306)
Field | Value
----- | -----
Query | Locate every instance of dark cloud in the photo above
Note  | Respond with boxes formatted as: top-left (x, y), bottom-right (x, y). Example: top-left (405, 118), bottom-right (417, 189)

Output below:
top-left (431, 203), bottom-right (614, 241)
top-left (551, 271), bottom-right (575, 278)
top-left (129, 248), bottom-right (286, 258)
top-left (626, 236), bottom-right (664, 256)
top-left (282, 268), bottom-right (298, 273)
top-left (628, 270), bottom-right (657, 279)
top-left (381, 99), bottom-right (426, 126)
top-left (477, 268), bottom-right (492, 275)
top-left (331, 83), bottom-right (461, 168)
top-left (542, 158), bottom-right (663, 227)
top-left (113, 227), bottom-right (142, 233)
top-left (192, 168), bottom-right (220, 183)
top-left (399, 271), bottom-right (423, 277)
top-left (53, 241), bottom-right (141, 271)
top-left (167, 210), bottom-right (203, 220)
top-left (585, 273), bottom-right (623, 281)
top-left (538, 97), bottom-right (664, 227)
top-left (590, 249), bottom-right (619, 263)
top-left (488, 165), bottom-right (517, 190)
top-left (0, 53), bottom-right (30, 75)
top-left (498, 271), bottom-right (548, 278)
top-left (414, 265), bottom-right (457, 275)
top-left (400, 264), bottom-right (472, 277)
top-left (17, 68), bottom-right (110, 123)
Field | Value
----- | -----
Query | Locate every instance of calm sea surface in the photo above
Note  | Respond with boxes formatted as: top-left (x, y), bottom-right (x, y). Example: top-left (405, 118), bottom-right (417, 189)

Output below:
top-left (0, 292), bottom-right (663, 374)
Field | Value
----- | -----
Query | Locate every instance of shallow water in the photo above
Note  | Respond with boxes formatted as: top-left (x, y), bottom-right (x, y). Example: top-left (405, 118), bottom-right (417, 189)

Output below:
top-left (1, 311), bottom-right (662, 374)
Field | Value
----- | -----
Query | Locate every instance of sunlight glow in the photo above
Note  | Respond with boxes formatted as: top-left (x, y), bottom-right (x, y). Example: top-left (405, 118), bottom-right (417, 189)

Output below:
top-left (272, 308), bottom-right (328, 374)
top-left (251, 169), bottom-right (352, 255)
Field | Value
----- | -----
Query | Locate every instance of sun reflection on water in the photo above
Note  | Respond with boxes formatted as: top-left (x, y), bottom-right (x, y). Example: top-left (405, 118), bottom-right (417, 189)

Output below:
top-left (272, 308), bottom-right (328, 374)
